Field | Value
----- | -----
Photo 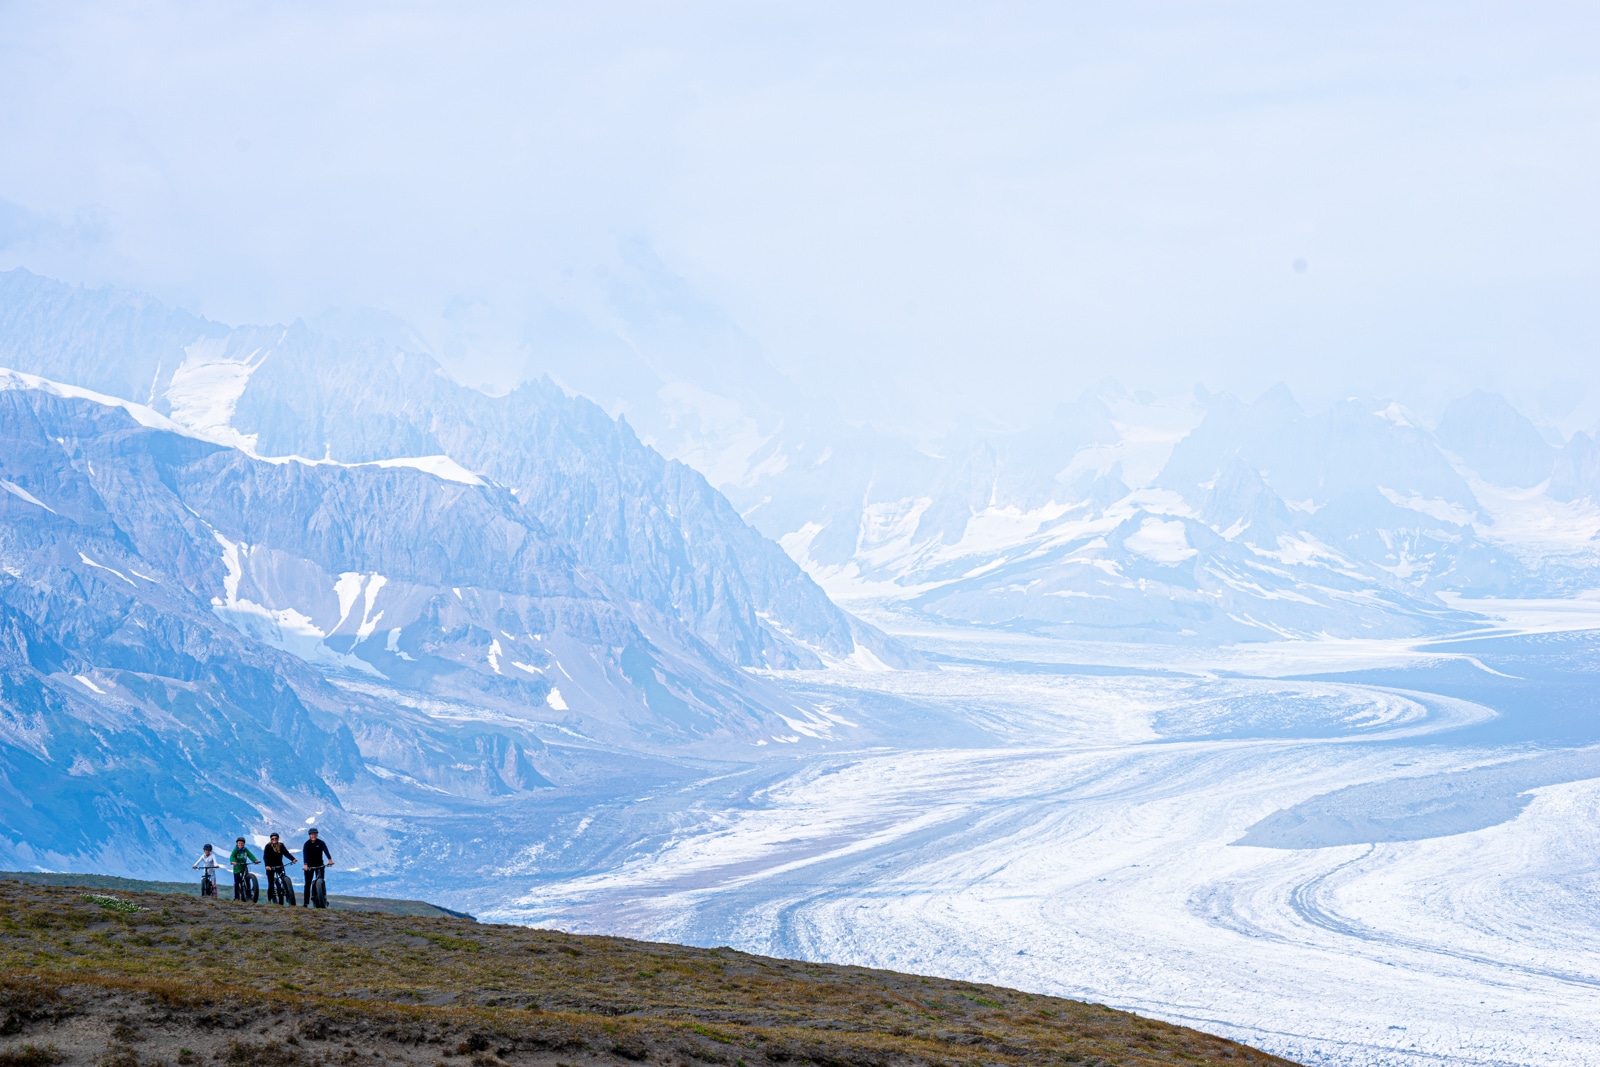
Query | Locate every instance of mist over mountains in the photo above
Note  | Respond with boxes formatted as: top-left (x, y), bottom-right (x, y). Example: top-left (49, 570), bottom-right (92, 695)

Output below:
top-left (508, 269), bottom-right (1600, 643)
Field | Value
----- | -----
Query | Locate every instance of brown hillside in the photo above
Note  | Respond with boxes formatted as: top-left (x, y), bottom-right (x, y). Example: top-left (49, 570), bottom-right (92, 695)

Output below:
top-left (0, 881), bottom-right (1295, 1067)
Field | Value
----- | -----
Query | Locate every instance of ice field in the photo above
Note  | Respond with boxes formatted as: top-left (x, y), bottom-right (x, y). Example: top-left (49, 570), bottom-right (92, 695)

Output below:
top-left (487, 619), bottom-right (1600, 1067)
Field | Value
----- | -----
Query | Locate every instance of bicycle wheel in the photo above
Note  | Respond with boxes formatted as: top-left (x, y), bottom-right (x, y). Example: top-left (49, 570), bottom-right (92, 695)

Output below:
top-left (247, 873), bottom-right (260, 902)
top-left (312, 874), bottom-right (327, 909)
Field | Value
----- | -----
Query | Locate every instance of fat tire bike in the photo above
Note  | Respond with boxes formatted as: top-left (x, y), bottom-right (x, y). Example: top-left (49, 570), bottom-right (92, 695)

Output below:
top-left (198, 867), bottom-right (218, 898)
top-left (233, 863), bottom-right (260, 902)
top-left (266, 865), bottom-right (297, 906)
top-left (303, 864), bottom-right (329, 909)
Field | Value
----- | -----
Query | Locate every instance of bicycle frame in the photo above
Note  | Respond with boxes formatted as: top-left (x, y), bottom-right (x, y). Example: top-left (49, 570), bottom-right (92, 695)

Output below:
top-left (304, 864), bottom-right (329, 909)
top-left (230, 861), bottom-right (260, 902)
top-left (266, 865), bottom-right (296, 905)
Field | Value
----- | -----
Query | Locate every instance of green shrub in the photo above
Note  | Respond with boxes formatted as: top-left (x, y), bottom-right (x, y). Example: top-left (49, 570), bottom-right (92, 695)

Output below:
top-left (82, 895), bottom-right (143, 914)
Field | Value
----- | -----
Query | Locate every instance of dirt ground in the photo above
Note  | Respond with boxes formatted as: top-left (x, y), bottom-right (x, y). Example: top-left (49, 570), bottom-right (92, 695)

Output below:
top-left (1, 974), bottom-right (626, 1067)
top-left (0, 880), bottom-right (1295, 1067)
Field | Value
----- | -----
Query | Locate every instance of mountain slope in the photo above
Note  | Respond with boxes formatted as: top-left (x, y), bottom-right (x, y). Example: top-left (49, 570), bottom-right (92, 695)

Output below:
top-left (0, 372), bottom-right (834, 873)
top-left (0, 268), bottom-right (908, 671)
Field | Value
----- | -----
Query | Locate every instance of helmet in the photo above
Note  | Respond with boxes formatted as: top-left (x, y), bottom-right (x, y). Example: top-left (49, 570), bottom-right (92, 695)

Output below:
top-left (203, 843), bottom-right (213, 850)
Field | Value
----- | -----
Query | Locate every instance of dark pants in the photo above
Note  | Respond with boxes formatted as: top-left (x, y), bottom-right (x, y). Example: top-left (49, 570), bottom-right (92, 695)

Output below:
top-left (233, 872), bottom-right (247, 900)
top-left (303, 867), bottom-right (323, 906)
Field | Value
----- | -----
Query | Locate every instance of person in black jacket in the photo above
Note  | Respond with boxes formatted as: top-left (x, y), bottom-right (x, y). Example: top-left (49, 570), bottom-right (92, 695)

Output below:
top-left (300, 827), bottom-right (333, 907)
top-left (263, 832), bottom-right (298, 905)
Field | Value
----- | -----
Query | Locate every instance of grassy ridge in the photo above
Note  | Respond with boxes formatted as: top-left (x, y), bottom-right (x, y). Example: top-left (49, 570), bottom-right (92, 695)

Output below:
top-left (0, 870), bottom-right (472, 919)
top-left (0, 881), bottom-right (1296, 1067)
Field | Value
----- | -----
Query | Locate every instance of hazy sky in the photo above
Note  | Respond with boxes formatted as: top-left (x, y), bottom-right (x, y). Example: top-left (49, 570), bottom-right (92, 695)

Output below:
top-left (2, 2), bottom-right (1598, 433)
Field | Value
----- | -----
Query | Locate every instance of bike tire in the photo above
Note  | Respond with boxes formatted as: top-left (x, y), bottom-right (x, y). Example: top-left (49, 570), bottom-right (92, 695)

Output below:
top-left (247, 873), bottom-right (260, 903)
top-left (312, 875), bottom-right (327, 909)
top-left (273, 871), bottom-right (295, 906)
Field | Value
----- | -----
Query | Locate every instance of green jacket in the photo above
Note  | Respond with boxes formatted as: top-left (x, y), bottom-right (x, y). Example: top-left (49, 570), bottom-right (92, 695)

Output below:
top-left (229, 845), bottom-right (258, 874)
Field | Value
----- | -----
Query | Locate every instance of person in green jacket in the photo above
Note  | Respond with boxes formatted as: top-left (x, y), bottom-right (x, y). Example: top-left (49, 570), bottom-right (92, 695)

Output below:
top-left (228, 837), bottom-right (258, 902)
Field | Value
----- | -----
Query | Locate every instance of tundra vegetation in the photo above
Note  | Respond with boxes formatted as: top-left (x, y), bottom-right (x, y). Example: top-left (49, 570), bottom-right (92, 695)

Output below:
top-left (0, 882), bottom-right (1292, 1067)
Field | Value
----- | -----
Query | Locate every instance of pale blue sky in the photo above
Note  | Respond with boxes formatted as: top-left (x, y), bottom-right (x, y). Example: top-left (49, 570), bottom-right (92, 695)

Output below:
top-left (2, 2), bottom-right (1597, 432)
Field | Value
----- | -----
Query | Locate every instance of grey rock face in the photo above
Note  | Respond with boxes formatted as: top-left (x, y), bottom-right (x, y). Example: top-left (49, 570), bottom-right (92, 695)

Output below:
top-left (0, 268), bottom-right (911, 671)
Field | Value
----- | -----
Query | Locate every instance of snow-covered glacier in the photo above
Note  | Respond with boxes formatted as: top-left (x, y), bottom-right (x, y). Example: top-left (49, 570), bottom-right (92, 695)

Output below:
top-left (484, 620), bottom-right (1600, 1067)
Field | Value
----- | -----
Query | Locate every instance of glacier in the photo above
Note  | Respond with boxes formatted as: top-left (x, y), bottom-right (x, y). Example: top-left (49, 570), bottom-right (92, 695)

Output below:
top-left (477, 622), bottom-right (1600, 1067)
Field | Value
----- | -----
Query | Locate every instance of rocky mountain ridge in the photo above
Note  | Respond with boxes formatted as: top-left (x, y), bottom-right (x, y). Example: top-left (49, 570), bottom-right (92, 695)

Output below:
top-left (0, 268), bottom-right (906, 672)
top-left (0, 374), bottom-right (855, 874)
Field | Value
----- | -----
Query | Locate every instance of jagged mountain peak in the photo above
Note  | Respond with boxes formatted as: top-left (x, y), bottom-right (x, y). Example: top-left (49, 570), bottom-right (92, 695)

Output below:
top-left (1550, 430), bottom-right (1600, 503)
top-left (1434, 389), bottom-right (1557, 489)
top-left (1249, 381), bottom-right (1304, 418)
top-left (1197, 456), bottom-right (1298, 546)
top-left (0, 270), bottom-right (913, 672)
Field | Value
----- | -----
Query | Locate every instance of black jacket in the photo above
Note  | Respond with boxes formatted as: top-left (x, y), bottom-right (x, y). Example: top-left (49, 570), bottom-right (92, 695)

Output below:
top-left (301, 838), bottom-right (333, 867)
top-left (263, 842), bottom-right (296, 868)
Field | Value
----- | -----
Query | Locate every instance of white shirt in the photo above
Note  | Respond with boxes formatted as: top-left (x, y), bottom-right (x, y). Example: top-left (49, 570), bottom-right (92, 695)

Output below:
top-left (193, 852), bottom-right (223, 870)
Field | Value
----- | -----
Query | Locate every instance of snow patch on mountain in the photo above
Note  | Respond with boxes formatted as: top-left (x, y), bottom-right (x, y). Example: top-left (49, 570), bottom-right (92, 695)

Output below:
top-left (366, 455), bottom-right (486, 486)
top-left (210, 532), bottom-right (382, 676)
top-left (2, 478), bottom-right (55, 512)
top-left (1378, 487), bottom-right (1477, 526)
top-left (163, 337), bottom-right (267, 452)
top-left (1124, 518), bottom-right (1197, 563)
top-left (0, 366), bottom-right (200, 439)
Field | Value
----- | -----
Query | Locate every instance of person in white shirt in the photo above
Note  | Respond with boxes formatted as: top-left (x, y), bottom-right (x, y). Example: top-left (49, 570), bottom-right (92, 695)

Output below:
top-left (192, 843), bottom-right (223, 898)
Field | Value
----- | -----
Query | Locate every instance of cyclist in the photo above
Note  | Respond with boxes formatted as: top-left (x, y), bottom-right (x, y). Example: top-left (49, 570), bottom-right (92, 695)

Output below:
top-left (299, 827), bottom-right (333, 908)
top-left (228, 837), bottom-right (259, 902)
top-left (263, 832), bottom-right (298, 904)
top-left (191, 843), bottom-right (224, 899)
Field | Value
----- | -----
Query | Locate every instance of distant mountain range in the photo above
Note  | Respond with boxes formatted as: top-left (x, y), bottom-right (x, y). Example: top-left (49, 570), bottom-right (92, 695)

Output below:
top-left (718, 383), bottom-right (1600, 642)
top-left (491, 264), bottom-right (1600, 640)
